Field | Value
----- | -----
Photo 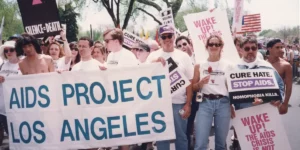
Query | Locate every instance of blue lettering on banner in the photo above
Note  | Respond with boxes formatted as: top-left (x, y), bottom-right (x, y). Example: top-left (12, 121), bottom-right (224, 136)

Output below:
top-left (61, 75), bottom-right (166, 106)
top-left (10, 121), bottom-right (46, 144)
top-left (136, 113), bottom-right (150, 135)
top-left (152, 111), bottom-right (166, 133)
top-left (137, 77), bottom-right (152, 100)
top-left (119, 79), bottom-right (134, 102)
top-left (59, 111), bottom-right (166, 142)
top-left (107, 116), bottom-right (122, 139)
top-left (9, 85), bottom-right (50, 109)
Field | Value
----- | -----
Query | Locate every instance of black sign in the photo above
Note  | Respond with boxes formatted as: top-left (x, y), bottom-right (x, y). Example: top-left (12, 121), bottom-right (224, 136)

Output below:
top-left (17, 0), bottom-right (61, 38)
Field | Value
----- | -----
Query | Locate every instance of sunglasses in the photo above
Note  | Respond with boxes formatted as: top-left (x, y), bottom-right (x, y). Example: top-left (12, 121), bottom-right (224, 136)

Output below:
top-left (71, 48), bottom-right (79, 51)
top-left (4, 48), bottom-right (15, 53)
top-left (244, 46), bottom-right (257, 52)
top-left (177, 43), bottom-right (187, 48)
top-left (160, 34), bottom-right (173, 40)
top-left (208, 43), bottom-right (222, 47)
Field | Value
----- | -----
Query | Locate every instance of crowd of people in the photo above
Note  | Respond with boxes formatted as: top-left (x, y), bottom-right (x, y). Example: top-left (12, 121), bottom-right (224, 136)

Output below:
top-left (0, 24), bottom-right (299, 150)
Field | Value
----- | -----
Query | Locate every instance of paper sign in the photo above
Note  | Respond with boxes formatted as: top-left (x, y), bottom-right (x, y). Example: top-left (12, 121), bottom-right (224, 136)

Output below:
top-left (167, 57), bottom-right (190, 96)
top-left (160, 8), bottom-right (175, 29)
top-left (3, 64), bottom-right (175, 149)
top-left (123, 30), bottom-right (147, 49)
top-left (232, 104), bottom-right (291, 150)
top-left (227, 69), bottom-right (282, 104)
top-left (184, 9), bottom-right (239, 64)
top-left (17, 0), bottom-right (62, 38)
top-left (232, 0), bottom-right (244, 33)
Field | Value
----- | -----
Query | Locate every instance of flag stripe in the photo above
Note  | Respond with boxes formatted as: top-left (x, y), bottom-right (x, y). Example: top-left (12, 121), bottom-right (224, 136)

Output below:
top-left (241, 14), bottom-right (261, 33)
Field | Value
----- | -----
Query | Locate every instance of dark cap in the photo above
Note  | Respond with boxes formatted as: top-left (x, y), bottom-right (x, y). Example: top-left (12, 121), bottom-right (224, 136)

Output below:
top-left (139, 43), bottom-right (150, 52)
top-left (159, 25), bottom-right (174, 35)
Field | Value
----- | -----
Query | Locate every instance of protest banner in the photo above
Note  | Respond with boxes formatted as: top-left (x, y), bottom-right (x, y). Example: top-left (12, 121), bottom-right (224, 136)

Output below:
top-left (232, 0), bottom-right (244, 33)
top-left (0, 16), bottom-right (4, 41)
top-left (226, 69), bottom-right (282, 104)
top-left (167, 57), bottom-right (190, 96)
top-left (232, 104), bottom-right (291, 150)
top-left (123, 30), bottom-right (147, 50)
top-left (184, 9), bottom-right (240, 64)
top-left (17, 0), bottom-right (62, 38)
top-left (3, 64), bottom-right (175, 149)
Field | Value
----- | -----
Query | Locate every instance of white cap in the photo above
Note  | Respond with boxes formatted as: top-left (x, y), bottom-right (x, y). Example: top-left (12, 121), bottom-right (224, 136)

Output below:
top-left (0, 40), bottom-right (16, 59)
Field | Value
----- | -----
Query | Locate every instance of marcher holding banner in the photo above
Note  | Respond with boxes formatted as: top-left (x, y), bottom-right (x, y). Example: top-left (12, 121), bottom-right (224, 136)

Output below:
top-left (146, 25), bottom-right (193, 150)
top-left (16, 34), bottom-right (55, 74)
top-left (0, 41), bottom-right (22, 143)
top-left (192, 35), bottom-right (232, 150)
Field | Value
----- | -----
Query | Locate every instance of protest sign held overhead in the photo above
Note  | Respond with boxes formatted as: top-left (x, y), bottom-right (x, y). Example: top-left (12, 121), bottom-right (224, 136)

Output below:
top-left (232, 104), bottom-right (291, 150)
top-left (3, 64), bottom-right (175, 149)
top-left (167, 57), bottom-right (190, 96)
top-left (160, 8), bottom-right (175, 29)
top-left (123, 30), bottom-right (147, 49)
top-left (227, 69), bottom-right (282, 104)
top-left (184, 9), bottom-right (239, 64)
top-left (17, 0), bottom-right (62, 38)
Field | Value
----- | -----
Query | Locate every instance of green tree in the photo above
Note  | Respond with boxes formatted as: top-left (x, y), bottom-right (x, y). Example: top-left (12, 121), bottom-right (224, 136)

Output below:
top-left (58, 2), bottom-right (79, 42)
top-left (0, 0), bottom-right (23, 40)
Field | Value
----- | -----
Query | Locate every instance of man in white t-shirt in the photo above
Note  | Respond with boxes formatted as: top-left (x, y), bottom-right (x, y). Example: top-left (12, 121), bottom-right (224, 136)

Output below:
top-left (103, 28), bottom-right (138, 68)
top-left (146, 25), bottom-right (194, 150)
top-left (102, 28), bottom-right (138, 150)
top-left (72, 37), bottom-right (103, 71)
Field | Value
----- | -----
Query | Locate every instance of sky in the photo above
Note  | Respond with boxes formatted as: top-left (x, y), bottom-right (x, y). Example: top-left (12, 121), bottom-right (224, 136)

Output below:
top-left (78, 0), bottom-right (300, 32)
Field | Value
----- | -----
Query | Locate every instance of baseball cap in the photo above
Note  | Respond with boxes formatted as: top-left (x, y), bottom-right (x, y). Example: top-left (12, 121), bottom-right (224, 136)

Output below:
top-left (159, 25), bottom-right (174, 35)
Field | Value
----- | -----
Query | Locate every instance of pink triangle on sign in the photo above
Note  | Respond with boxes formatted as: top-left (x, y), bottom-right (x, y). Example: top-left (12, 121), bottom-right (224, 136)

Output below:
top-left (32, 0), bottom-right (42, 5)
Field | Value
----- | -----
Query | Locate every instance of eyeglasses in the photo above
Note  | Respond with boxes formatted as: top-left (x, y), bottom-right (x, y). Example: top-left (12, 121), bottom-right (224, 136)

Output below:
top-left (4, 48), bottom-right (15, 53)
top-left (244, 46), bottom-right (257, 52)
top-left (71, 48), bottom-right (78, 51)
top-left (177, 42), bottom-right (187, 48)
top-left (137, 49), bottom-right (146, 52)
top-left (160, 34), bottom-right (173, 40)
top-left (208, 43), bottom-right (222, 47)
top-left (104, 39), bottom-right (114, 43)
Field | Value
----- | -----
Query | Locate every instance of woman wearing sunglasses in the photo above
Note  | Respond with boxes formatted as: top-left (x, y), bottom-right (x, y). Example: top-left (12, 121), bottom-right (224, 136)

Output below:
top-left (0, 40), bottom-right (23, 144)
top-left (69, 42), bottom-right (81, 71)
top-left (192, 35), bottom-right (232, 150)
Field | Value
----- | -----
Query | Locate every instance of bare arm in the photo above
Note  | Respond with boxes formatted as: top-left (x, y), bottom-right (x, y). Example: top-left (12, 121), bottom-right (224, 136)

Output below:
top-left (61, 30), bottom-right (72, 64)
top-left (18, 62), bottom-right (25, 75)
top-left (192, 64), bottom-right (200, 92)
top-left (283, 64), bottom-right (293, 105)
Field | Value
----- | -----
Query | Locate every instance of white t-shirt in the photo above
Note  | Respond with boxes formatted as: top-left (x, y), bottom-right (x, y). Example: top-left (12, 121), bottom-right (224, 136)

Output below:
top-left (71, 59), bottom-right (104, 71)
top-left (257, 52), bottom-right (264, 60)
top-left (0, 62), bottom-right (21, 115)
top-left (54, 56), bottom-right (71, 71)
top-left (199, 59), bottom-right (232, 97)
top-left (106, 49), bottom-right (139, 68)
top-left (146, 48), bottom-right (194, 104)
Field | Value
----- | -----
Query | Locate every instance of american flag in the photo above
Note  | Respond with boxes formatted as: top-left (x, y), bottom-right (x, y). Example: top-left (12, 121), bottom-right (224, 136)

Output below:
top-left (237, 14), bottom-right (261, 33)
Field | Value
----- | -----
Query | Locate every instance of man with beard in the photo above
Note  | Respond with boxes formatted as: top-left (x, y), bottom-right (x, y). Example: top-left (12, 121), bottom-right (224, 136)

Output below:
top-left (267, 39), bottom-right (292, 114)
top-left (234, 36), bottom-right (284, 110)
top-left (17, 34), bottom-right (55, 74)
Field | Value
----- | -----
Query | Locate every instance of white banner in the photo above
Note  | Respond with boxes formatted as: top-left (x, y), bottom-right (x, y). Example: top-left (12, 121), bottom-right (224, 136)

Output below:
top-left (167, 57), bottom-right (190, 96)
top-left (232, 104), bottom-right (291, 150)
top-left (123, 30), bottom-right (147, 49)
top-left (184, 9), bottom-right (239, 64)
top-left (232, 0), bottom-right (244, 33)
top-left (3, 64), bottom-right (175, 149)
top-left (227, 69), bottom-right (281, 104)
